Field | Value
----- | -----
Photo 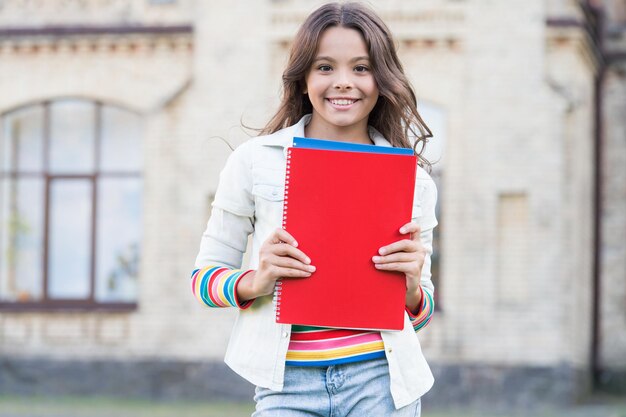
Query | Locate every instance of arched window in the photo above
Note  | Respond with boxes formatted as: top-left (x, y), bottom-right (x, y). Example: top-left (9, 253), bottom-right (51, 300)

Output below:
top-left (0, 99), bottom-right (142, 309)
top-left (419, 102), bottom-right (446, 309)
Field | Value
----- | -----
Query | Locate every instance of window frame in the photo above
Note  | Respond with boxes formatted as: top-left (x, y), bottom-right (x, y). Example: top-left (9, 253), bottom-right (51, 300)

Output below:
top-left (0, 99), bottom-right (140, 312)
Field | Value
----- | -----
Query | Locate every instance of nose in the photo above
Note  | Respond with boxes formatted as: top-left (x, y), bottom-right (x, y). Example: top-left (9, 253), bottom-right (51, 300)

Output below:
top-left (334, 80), bottom-right (352, 90)
top-left (333, 69), bottom-right (353, 90)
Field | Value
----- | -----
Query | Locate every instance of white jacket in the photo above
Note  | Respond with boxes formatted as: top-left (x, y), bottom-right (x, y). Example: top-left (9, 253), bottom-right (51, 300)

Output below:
top-left (195, 115), bottom-right (438, 409)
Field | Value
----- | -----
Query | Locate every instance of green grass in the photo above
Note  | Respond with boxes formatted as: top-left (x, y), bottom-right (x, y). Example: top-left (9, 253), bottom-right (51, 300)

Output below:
top-left (0, 396), bottom-right (255, 417)
top-left (1, 394), bottom-right (625, 417)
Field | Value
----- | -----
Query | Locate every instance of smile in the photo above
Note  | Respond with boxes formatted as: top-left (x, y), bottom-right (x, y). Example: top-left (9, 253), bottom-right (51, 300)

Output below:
top-left (328, 98), bottom-right (357, 106)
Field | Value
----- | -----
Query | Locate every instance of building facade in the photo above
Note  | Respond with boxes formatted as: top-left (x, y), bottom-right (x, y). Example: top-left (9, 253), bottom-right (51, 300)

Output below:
top-left (0, 0), bottom-right (624, 406)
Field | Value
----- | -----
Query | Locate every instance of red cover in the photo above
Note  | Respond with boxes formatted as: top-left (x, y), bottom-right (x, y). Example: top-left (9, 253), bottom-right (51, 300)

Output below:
top-left (275, 146), bottom-right (417, 331)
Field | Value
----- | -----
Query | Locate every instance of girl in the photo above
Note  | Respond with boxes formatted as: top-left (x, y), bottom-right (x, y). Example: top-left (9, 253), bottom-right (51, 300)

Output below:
top-left (191, 2), bottom-right (438, 416)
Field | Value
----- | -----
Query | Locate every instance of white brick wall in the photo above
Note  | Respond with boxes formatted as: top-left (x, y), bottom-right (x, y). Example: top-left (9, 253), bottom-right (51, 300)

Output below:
top-left (0, 0), bottom-right (623, 379)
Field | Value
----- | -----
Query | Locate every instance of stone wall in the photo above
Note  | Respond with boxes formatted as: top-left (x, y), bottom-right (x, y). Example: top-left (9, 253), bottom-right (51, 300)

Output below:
top-left (0, 0), bottom-right (623, 405)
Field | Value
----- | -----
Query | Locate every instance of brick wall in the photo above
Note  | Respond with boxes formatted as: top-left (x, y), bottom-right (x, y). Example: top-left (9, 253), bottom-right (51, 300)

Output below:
top-left (0, 0), bottom-right (623, 403)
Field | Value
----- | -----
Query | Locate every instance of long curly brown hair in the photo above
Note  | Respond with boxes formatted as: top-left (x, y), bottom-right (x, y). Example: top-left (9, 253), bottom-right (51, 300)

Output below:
top-left (260, 2), bottom-right (432, 169)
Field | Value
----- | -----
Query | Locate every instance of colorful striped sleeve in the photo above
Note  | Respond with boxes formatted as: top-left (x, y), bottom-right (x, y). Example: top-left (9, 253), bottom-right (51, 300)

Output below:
top-left (191, 266), bottom-right (255, 309)
top-left (406, 286), bottom-right (435, 332)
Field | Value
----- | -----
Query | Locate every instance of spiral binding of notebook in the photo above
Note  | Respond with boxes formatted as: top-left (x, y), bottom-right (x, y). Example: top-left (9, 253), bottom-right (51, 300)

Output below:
top-left (283, 148), bottom-right (291, 231)
top-left (273, 148), bottom-right (292, 322)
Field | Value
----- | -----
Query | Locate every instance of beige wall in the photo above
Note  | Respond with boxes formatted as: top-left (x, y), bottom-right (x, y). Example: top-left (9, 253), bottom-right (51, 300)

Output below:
top-left (0, 0), bottom-right (623, 385)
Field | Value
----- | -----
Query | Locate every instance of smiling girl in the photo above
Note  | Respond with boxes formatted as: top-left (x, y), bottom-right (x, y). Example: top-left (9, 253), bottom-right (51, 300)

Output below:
top-left (191, 3), bottom-right (438, 416)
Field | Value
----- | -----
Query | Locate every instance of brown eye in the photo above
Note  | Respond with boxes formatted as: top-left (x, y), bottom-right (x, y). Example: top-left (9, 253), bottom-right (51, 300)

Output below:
top-left (354, 65), bottom-right (369, 73)
top-left (318, 64), bottom-right (332, 72)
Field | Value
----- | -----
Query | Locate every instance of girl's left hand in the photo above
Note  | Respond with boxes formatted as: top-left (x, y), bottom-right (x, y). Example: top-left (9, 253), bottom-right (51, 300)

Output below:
top-left (372, 221), bottom-right (426, 312)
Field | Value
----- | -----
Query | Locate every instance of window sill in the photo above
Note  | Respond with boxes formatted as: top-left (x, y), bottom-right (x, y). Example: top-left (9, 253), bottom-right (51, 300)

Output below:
top-left (0, 301), bottom-right (138, 313)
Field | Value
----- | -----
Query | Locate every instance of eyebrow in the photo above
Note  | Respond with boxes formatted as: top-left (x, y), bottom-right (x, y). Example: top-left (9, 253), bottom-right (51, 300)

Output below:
top-left (313, 56), bottom-right (370, 63)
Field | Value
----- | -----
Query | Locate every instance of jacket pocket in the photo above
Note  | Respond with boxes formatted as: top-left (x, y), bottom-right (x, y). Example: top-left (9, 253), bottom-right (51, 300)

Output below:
top-left (252, 183), bottom-right (284, 202)
top-left (251, 183), bottom-right (284, 228)
top-left (411, 183), bottom-right (425, 222)
top-left (411, 204), bottom-right (423, 221)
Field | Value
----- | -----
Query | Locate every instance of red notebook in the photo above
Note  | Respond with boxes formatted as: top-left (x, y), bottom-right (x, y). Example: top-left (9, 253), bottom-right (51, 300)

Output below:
top-left (275, 145), bottom-right (417, 331)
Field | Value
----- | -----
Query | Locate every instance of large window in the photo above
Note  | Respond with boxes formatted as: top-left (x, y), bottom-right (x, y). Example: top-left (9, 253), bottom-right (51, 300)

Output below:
top-left (0, 99), bottom-right (142, 309)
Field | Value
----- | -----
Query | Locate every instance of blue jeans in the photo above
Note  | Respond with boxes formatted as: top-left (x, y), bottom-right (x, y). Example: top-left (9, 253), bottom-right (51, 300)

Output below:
top-left (252, 357), bottom-right (421, 417)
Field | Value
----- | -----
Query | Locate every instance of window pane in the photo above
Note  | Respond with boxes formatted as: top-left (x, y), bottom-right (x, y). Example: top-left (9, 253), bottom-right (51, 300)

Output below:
top-left (1, 106), bottom-right (45, 173)
top-left (101, 106), bottom-right (142, 172)
top-left (48, 179), bottom-right (92, 299)
top-left (49, 100), bottom-right (95, 174)
top-left (0, 178), bottom-right (45, 302)
top-left (96, 178), bottom-right (141, 302)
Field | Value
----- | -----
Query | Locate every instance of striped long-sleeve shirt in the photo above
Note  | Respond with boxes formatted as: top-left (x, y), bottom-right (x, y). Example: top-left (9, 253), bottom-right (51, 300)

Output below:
top-left (191, 265), bottom-right (435, 367)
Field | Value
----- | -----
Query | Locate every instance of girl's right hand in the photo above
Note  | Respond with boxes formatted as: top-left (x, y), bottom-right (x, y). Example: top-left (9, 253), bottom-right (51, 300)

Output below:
top-left (237, 228), bottom-right (315, 301)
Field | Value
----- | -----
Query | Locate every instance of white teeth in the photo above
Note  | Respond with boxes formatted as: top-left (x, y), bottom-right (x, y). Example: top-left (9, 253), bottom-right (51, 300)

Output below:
top-left (330, 99), bottom-right (356, 106)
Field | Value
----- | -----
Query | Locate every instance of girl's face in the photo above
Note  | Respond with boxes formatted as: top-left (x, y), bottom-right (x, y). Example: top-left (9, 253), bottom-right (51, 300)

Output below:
top-left (304, 26), bottom-right (379, 143)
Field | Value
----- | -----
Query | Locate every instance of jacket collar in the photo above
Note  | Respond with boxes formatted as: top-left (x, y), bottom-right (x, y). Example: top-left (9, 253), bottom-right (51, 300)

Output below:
top-left (260, 114), bottom-right (394, 148)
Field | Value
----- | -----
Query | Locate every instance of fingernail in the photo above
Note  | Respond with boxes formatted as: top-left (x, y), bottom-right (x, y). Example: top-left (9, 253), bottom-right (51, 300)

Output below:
top-left (308, 265), bottom-right (316, 272)
top-left (293, 240), bottom-right (298, 247)
top-left (372, 256), bottom-right (381, 262)
top-left (305, 257), bottom-right (311, 264)
top-left (379, 248), bottom-right (386, 255)
top-left (400, 227), bottom-right (407, 234)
